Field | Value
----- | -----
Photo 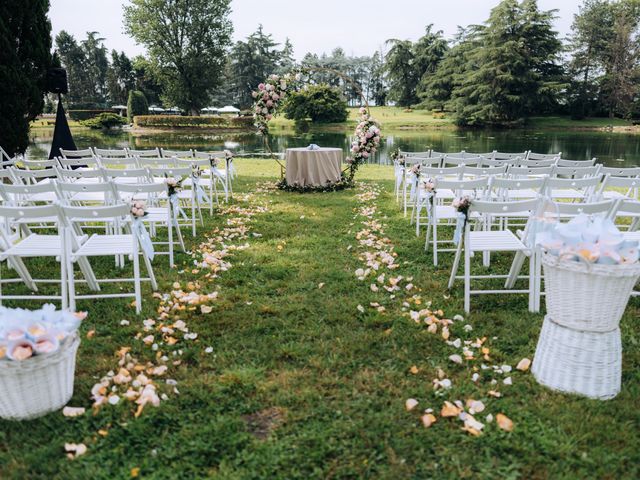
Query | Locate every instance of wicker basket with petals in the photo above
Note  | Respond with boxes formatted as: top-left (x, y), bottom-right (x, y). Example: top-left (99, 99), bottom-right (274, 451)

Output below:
top-left (0, 335), bottom-right (80, 420)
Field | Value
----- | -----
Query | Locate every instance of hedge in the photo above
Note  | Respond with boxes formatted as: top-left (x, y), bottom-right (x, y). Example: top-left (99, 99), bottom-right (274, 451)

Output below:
top-left (128, 90), bottom-right (149, 123)
top-left (68, 110), bottom-right (114, 121)
top-left (133, 115), bottom-right (254, 129)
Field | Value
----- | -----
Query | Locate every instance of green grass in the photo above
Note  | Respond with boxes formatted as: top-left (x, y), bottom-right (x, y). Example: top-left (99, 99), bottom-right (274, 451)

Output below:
top-left (1, 160), bottom-right (638, 479)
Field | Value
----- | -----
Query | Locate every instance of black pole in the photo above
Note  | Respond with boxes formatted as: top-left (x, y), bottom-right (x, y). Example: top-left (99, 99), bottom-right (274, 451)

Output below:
top-left (48, 93), bottom-right (76, 160)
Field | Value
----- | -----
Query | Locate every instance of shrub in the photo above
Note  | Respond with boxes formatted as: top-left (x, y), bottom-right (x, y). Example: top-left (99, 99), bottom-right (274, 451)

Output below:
top-left (128, 90), bottom-right (149, 123)
top-left (82, 113), bottom-right (127, 130)
top-left (283, 85), bottom-right (348, 123)
top-left (133, 115), bottom-right (254, 129)
top-left (68, 109), bottom-right (113, 121)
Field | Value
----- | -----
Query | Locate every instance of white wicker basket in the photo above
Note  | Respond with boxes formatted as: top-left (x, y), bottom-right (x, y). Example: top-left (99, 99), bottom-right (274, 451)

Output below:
top-left (0, 335), bottom-right (80, 420)
top-left (532, 316), bottom-right (621, 400)
top-left (542, 253), bottom-right (640, 332)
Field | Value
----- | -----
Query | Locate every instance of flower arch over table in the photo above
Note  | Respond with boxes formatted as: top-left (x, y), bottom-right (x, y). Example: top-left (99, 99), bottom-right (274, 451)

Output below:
top-left (252, 67), bottom-right (382, 192)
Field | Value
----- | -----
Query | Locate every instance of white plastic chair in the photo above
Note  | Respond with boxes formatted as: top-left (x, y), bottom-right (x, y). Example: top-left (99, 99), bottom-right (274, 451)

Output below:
top-left (161, 149), bottom-right (193, 159)
top-left (544, 176), bottom-right (601, 202)
top-left (59, 148), bottom-right (94, 160)
top-left (517, 158), bottom-right (557, 167)
top-left (126, 148), bottom-right (161, 158)
top-left (448, 198), bottom-right (540, 313)
top-left (557, 158), bottom-right (596, 167)
top-left (442, 156), bottom-right (482, 167)
top-left (93, 148), bottom-right (128, 158)
top-left (61, 203), bottom-right (157, 314)
top-left (147, 166), bottom-right (198, 236)
top-left (600, 166), bottom-right (640, 177)
top-left (526, 151), bottom-right (561, 161)
top-left (597, 175), bottom-right (639, 201)
top-left (57, 156), bottom-right (101, 170)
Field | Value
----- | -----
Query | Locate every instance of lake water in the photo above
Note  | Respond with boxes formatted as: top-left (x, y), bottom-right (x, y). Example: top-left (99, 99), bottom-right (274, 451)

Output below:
top-left (28, 128), bottom-right (640, 167)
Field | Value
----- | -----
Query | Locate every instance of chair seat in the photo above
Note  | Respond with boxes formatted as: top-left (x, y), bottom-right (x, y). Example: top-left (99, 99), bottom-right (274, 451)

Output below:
top-left (3, 234), bottom-right (61, 257)
top-left (504, 189), bottom-right (539, 199)
top-left (74, 234), bottom-right (134, 256)
top-left (469, 230), bottom-right (528, 252)
top-left (602, 191), bottom-right (629, 200)
top-left (144, 208), bottom-right (171, 223)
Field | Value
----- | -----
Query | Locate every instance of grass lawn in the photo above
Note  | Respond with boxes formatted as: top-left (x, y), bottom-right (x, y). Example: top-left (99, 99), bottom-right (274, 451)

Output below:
top-left (1, 160), bottom-right (638, 479)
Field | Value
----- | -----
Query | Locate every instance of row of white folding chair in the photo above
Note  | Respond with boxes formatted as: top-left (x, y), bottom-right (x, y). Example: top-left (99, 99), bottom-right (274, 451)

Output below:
top-left (0, 179), bottom-right (186, 267)
top-left (448, 198), bottom-right (620, 313)
top-left (0, 203), bottom-right (157, 313)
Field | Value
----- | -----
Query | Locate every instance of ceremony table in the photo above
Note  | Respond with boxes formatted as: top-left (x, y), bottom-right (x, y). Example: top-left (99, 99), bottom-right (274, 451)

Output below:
top-left (285, 147), bottom-right (343, 187)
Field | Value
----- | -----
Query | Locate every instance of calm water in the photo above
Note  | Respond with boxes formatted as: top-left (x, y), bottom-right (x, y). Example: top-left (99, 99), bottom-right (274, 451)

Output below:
top-left (28, 128), bottom-right (640, 167)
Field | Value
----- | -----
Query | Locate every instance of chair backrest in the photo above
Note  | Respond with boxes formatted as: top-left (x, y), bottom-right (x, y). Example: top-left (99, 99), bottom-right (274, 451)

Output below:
top-left (59, 148), bottom-right (94, 159)
top-left (490, 176), bottom-right (547, 193)
top-left (96, 156), bottom-right (140, 168)
top-left (55, 181), bottom-right (117, 204)
top-left (464, 165), bottom-right (508, 177)
top-left (57, 156), bottom-right (101, 169)
top-left (113, 182), bottom-right (167, 203)
top-left (517, 158), bottom-right (557, 167)
top-left (11, 167), bottom-right (58, 184)
top-left (480, 157), bottom-right (517, 167)
top-left (598, 174), bottom-right (640, 200)
top-left (493, 151), bottom-right (526, 161)
top-left (421, 165), bottom-right (465, 179)
top-left (552, 199), bottom-right (616, 217)
top-left (126, 148), bottom-right (161, 158)
top-left (442, 155), bottom-right (482, 167)
top-left (433, 177), bottom-right (490, 198)
top-left (93, 148), bottom-right (128, 158)
top-left (469, 198), bottom-right (540, 216)
top-left (556, 158), bottom-right (596, 167)
top-left (0, 181), bottom-right (57, 204)
top-left (176, 158), bottom-right (211, 169)
top-left (22, 158), bottom-right (58, 170)
top-left (600, 166), bottom-right (640, 177)
top-left (420, 157), bottom-right (443, 168)
top-left (400, 150), bottom-right (430, 158)
top-left (161, 149), bottom-right (193, 159)
top-left (526, 151), bottom-right (561, 161)
top-left (101, 167), bottom-right (150, 182)
top-left (193, 150), bottom-right (226, 160)
top-left (553, 165), bottom-right (602, 178)
top-left (0, 204), bottom-right (60, 222)
top-left (55, 166), bottom-right (104, 182)
top-left (508, 165), bottom-right (555, 177)
top-left (545, 176), bottom-right (601, 199)
top-left (60, 203), bottom-right (130, 223)
top-left (147, 166), bottom-right (192, 180)
top-left (136, 156), bottom-right (178, 168)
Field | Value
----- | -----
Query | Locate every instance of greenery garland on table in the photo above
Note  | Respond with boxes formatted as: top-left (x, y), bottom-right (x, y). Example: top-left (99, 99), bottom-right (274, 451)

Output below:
top-left (252, 68), bottom-right (382, 193)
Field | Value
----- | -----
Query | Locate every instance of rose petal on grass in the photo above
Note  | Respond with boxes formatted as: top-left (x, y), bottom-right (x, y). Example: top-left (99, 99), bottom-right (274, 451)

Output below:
top-left (405, 398), bottom-right (419, 411)
top-left (421, 413), bottom-right (437, 428)
top-left (496, 413), bottom-right (514, 432)
top-left (62, 407), bottom-right (85, 417)
top-left (516, 358), bottom-right (531, 371)
top-left (440, 401), bottom-right (462, 417)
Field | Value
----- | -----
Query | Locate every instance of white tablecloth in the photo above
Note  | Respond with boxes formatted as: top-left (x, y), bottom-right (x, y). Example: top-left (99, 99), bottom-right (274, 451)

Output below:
top-left (285, 148), bottom-right (343, 187)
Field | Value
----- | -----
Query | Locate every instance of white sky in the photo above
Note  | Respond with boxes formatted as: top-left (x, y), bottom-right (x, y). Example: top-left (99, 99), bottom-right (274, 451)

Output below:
top-left (49, 0), bottom-right (578, 59)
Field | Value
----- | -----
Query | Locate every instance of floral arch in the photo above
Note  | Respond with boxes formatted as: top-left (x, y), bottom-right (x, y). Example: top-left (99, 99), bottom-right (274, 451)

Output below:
top-left (251, 68), bottom-right (382, 192)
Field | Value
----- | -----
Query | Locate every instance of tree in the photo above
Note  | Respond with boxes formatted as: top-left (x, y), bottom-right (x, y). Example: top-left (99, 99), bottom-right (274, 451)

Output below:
top-left (0, 0), bottom-right (52, 156)
top-left (450, 0), bottom-right (563, 126)
top-left (123, 0), bottom-right (233, 115)
top-left (55, 31), bottom-right (109, 107)
top-left (413, 25), bottom-right (449, 95)
top-left (283, 85), bottom-right (348, 123)
top-left (228, 25), bottom-right (284, 108)
top-left (368, 50), bottom-right (387, 106)
top-left (106, 50), bottom-right (135, 105)
top-left (127, 90), bottom-right (149, 122)
top-left (385, 39), bottom-right (418, 107)
top-left (131, 56), bottom-right (163, 106)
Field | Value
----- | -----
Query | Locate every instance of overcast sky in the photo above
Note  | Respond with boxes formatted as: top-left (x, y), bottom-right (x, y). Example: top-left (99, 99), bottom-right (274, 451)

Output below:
top-left (49, 0), bottom-right (578, 59)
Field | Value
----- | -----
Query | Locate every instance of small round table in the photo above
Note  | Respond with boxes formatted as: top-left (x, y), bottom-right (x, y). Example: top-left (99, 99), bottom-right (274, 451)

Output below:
top-left (285, 147), bottom-right (343, 187)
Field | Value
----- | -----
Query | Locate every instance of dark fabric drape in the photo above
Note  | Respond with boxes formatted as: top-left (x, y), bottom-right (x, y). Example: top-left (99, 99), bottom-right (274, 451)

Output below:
top-left (48, 94), bottom-right (76, 160)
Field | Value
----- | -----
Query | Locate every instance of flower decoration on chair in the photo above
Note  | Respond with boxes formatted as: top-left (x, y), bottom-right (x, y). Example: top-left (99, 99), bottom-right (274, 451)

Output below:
top-left (130, 200), bottom-right (147, 218)
top-left (422, 177), bottom-right (437, 208)
top-left (252, 68), bottom-right (382, 192)
top-left (130, 201), bottom-right (155, 261)
top-left (452, 196), bottom-right (472, 245)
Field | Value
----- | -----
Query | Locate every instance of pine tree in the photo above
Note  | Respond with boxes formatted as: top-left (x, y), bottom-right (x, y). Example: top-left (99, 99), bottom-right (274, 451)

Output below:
top-left (0, 0), bottom-right (52, 156)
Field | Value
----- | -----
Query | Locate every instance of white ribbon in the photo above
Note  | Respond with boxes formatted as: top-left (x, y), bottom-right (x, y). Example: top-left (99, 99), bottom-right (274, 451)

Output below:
top-left (133, 217), bottom-right (154, 261)
top-left (191, 174), bottom-right (207, 203)
top-left (453, 211), bottom-right (467, 245)
top-left (169, 193), bottom-right (186, 220)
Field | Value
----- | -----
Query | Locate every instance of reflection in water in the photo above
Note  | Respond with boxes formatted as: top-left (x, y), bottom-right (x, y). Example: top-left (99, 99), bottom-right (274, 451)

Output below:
top-left (28, 127), bottom-right (640, 167)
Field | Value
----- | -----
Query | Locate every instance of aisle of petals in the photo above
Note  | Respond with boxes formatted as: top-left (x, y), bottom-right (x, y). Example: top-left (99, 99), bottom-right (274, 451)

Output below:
top-left (64, 190), bottom-right (269, 457)
top-left (352, 182), bottom-right (529, 436)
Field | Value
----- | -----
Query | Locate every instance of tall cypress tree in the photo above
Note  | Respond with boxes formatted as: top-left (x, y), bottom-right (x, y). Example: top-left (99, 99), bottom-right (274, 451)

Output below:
top-left (0, 0), bottom-right (52, 156)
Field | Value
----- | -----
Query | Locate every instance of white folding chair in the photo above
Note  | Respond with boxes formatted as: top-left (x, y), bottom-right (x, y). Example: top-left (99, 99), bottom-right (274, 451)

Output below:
top-left (136, 156), bottom-right (179, 168)
top-left (147, 166), bottom-right (198, 236)
top-left (554, 165), bottom-right (602, 179)
top-left (448, 198), bottom-right (540, 313)
top-left (0, 205), bottom-right (68, 307)
top-left (93, 148), bottom-right (129, 159)
top-left (507, 165), bottom-right (556, 178)
top-left (0, 147), bottom-right (16, 167)
top-left (493, 151), bottom-right (527, 162)
top-left (114, 182), bottom-right (186, 267)
top-left (0, 181), bottom-right (59, 206)
top-left (101, 167), bottom-right (151, 185)
top-left (517, 158), bottom-right (557, 167)
top-left (161, 149), bottom-right (193, 160)
top-left (57, 156), bottom-right (101, 170)
top-left (422, 177), bottom-right (490, 266)
top-left (614, 198), bottom-right (640, 232)
top-left (59, 148), bottom-right (95, 160)
top-left (463, 165), bottom-right (508, 178)
top-left (61, 203), bottom-right (157, 314)
top-left (22, 158), bottom-right (58, 170)
top-left (442, 155), bottom-right (482, 167)
top-left (55, 181), bottom-right (117, 206)
top-left (177, 158), bottom-right (221, 212)
top-left (96, 155), bottom-right (140, 169)
top-left (11, 167), bottom-right (59, 186)
top-left (401, 150), bottom-right (431, 158)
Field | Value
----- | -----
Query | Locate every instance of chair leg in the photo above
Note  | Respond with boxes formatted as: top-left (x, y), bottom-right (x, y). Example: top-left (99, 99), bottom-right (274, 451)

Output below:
top-left (505, 251), bottom-right (526, 288)
top-left (448, 240), bottom-right (463, 289)
top-left (133, 243), bottom-right (142, 315)
top-left (535, 249), bottom-right (543, 312)
top-left (528, 251), bottom-right (535, 312)
top-left (424, 221), bottom-right (432, 252)
top-left (141, 251), bottom-right (157, 291)
top-left (433, 222), bottom-right (438, 266)
top-left (464, 243), bottom-right (471, 313)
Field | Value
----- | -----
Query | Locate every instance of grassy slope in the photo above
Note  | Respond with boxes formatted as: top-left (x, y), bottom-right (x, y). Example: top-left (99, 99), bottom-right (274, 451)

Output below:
top-left (0, 160), bottom-right (638, 479)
